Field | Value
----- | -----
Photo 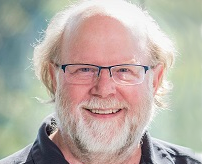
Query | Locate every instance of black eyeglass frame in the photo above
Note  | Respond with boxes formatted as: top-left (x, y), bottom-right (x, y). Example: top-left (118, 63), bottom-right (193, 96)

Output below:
top-left (55, 63), bottom-right (152, 77)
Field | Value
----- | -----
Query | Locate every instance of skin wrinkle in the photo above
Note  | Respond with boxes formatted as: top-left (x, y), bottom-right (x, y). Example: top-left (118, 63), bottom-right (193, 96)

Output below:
top-left (49, 12), bottom-right (163, 164)
top-left (54, 73), bottom-right (155, 164)
top-left (27, 0), bottom-right (180, 163)
top-left (34, 0), bottom-right (175, 108)
top-left (62, 16), bottom-right (146, 66)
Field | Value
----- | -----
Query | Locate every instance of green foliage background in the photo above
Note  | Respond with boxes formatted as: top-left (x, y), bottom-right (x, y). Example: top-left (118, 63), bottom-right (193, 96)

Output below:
top-left (0, 0), bottom-right (201, 159)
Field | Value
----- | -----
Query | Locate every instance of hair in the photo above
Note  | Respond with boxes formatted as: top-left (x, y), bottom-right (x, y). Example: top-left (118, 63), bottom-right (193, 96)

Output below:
top-left (33, 0), bottom-right (176, 108)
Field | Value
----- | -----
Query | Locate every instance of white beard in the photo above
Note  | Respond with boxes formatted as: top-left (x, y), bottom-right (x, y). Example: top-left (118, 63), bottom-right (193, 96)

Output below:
top-left (55, 82), bottom-right (154, 164)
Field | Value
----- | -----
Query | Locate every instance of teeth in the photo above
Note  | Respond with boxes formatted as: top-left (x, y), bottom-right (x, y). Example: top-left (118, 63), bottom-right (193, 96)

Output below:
top-left (89, 109), bottom-right (121, 114)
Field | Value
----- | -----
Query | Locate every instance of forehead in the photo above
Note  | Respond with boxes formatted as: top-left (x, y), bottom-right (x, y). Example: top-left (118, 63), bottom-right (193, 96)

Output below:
top-left (61, 15), bottom-right (148, 65)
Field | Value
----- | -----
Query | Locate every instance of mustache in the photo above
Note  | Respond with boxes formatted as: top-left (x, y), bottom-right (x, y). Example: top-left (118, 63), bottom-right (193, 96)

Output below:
top-left (78, 97), bottom-right (130, 109)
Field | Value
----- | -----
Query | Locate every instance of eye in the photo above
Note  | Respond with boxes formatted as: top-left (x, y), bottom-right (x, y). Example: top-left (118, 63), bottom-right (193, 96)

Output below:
top-left (79, 67), bottom-right (91, 72)
top-left (117, 68), bottom-right (130, 72)
top-left (76, 67), bottom-right (97, 74)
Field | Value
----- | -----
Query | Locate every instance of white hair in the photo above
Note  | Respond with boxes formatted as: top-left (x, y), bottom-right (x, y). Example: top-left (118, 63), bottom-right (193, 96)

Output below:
top-left (33, 0), bottom-right (175, 108)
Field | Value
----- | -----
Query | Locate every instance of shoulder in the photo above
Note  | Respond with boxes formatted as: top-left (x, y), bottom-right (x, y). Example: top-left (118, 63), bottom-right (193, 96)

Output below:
top-left (0, 144), bottom-right (34, 164)
top-left (152, 137), bottom-right (202, 164)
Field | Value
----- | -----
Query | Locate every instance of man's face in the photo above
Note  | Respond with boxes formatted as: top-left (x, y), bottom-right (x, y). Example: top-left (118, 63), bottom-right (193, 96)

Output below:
top-left (54, 16), bottom-right (158, 156)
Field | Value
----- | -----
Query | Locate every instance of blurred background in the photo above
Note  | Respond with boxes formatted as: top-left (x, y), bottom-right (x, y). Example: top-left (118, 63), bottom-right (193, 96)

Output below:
top-left (0, 0), bottom-right (201, 159)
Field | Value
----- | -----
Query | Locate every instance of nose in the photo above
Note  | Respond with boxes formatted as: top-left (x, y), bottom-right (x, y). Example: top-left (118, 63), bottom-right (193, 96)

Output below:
top-left (90, 69), bottom-right (116, 98)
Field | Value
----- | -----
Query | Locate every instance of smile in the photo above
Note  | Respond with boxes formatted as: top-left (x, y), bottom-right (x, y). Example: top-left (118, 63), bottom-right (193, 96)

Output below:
top-left (84, 108), bottom-right (122, 115)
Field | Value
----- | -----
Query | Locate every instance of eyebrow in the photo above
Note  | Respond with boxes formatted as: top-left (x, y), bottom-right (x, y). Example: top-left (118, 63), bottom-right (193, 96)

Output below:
top-left (63, 58), bottom-right (142, 66)
top-left (123, 59), bottom-right (141, 65)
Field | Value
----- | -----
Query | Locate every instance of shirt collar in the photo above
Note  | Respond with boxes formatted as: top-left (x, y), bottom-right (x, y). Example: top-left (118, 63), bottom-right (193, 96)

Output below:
top-left (140, 132), bottom-right (175, 164)
top-left (31, 115), bottom-right (68, 164)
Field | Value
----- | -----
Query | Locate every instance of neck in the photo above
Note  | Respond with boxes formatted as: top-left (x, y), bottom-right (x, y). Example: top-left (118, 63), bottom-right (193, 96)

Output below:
top-left (50, 130), bottom-right (142, 164)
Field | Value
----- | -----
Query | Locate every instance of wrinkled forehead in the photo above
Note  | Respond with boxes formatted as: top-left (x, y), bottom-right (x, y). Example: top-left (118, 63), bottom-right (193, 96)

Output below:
top-left (60, 4), bottom-right (149, 63)
top-left (64, 3), bottom-right (148, 42)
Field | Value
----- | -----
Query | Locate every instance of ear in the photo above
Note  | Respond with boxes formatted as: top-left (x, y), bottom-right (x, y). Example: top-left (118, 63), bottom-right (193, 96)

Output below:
top-left (49, 63), bottom-right (57, 93)
top-left (152, 63), bottom-right (164, 95)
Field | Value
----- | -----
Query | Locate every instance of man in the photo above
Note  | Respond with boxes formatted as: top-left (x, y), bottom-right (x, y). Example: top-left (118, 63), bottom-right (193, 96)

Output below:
top-left (1, 0), bottom-right (201, 164)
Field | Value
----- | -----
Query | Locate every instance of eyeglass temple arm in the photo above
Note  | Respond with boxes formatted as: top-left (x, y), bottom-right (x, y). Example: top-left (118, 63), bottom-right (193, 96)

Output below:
top-left (143, 66), bottom-right (153, 73)
top-left (54, 63), bottom-right (67, 73)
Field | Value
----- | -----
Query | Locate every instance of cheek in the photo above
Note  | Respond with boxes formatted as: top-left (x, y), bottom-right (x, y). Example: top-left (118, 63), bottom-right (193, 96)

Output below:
top-left (58, 73), bottom-right (91, 105)
top-left (120, 86), bottom-right (144, 104)
top-left (119, 83), bottom-right (153, 112)
top-left (62, 84), bottom-right (92, 106)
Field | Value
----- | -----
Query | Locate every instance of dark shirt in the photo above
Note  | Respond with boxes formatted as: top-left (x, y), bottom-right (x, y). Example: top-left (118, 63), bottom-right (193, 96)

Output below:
top-left (1, 114), bottom-right (201, 164)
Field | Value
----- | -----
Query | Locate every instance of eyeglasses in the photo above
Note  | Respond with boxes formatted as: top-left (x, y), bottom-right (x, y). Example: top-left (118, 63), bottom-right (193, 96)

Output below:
top-left (55, 63), bottom-right (152, 85)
